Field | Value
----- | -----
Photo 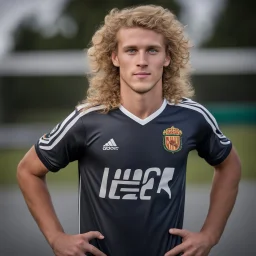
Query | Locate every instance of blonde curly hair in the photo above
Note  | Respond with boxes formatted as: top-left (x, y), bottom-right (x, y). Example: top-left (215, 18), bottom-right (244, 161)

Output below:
top-left (80, 5), bottom-right (194, 112)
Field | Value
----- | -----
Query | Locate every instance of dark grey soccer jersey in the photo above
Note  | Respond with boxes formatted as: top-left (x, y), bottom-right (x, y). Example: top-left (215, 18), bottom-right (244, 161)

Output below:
top-left (35, 98), bottom-right (232, 256)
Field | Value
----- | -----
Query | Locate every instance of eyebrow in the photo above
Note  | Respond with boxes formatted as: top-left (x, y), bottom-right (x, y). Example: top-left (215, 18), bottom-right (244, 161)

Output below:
top-left (122, 45), bottom-right (163, 50)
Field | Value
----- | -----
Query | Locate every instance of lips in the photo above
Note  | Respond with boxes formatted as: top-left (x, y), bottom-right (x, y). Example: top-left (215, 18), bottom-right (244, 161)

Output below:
top-left (134, 72), bottom-right (150, 75)
top-left (134, 72), bottom-right (151, 78)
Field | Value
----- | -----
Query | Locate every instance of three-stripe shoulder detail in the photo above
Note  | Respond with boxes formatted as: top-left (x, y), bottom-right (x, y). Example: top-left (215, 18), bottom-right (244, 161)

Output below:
top-left (38, 105), bottom-right (105, 150)
top-left (167, 99), bottom-right (230, 145)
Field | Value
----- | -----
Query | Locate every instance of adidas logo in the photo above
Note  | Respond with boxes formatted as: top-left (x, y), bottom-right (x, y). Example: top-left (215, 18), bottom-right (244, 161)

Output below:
top-left (103, 139), bottom-right (119, 150)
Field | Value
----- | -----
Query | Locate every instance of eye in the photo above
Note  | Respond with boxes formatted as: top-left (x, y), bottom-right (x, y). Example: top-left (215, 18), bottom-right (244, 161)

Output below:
top-left (126, 49), bottom-right (137, 54)
top-left (148, 48), bottom-right (158, 54)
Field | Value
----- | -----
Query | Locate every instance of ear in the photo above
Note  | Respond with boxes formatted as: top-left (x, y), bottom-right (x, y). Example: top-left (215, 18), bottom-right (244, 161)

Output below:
top-left (111, 51), bottom-right (120, 67)
top-left (163, 55), bottom-right (171, 67)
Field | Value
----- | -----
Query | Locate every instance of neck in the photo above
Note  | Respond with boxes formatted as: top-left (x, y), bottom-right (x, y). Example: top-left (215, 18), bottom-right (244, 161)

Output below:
top-left (120, 86), bottom-right (164, 120)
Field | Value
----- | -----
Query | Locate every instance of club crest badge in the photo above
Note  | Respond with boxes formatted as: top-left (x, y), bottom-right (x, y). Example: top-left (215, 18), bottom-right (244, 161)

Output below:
top-left (163, 126), bottom-right (182, 153)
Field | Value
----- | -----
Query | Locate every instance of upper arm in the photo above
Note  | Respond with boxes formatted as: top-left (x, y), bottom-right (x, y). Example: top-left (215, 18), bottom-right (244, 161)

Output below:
top-left (214, 146), bottom-right (241, 175)
top-left (17, 146), bottom-right (49, 178)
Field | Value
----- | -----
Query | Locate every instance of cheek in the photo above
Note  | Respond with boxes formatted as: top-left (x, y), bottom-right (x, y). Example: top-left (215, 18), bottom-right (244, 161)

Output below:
top-left (154, 61), bottom-right (165, 73)
top-left (119, 65), bottom-right (130, 81)
top-left (152, 57), bottom-right (166, 68)
top-left (119, 59), bottom-right (133, 75)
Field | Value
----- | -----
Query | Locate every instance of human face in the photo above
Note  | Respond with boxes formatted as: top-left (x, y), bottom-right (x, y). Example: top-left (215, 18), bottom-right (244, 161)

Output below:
top-left (112, 27), bottom-right (170, 95)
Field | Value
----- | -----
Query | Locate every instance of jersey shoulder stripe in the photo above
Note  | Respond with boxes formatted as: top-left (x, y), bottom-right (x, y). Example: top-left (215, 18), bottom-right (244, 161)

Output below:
top-left (39, 110), bottom-right (77, 145)
top-left (181, 98), bottom-right (223, 133)
top-left (38, 105), bottom-right (105, 150)
top-left (167, 99), bottom-right (230, 145)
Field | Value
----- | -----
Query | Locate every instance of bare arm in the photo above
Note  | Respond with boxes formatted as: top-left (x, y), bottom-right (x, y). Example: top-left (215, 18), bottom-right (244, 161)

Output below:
top-left (166, 146), bottom-right (241, 256)
top-left (17, 146), bottom-right (106, 256)
top-left (200, 146), bottom-right (242, 245)
top-left (16, 146), bottom-right (64, 246)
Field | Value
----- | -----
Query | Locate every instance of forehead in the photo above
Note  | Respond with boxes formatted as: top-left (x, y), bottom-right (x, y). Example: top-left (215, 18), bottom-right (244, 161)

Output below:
top-left (116, 27), bottom-right (165, 47)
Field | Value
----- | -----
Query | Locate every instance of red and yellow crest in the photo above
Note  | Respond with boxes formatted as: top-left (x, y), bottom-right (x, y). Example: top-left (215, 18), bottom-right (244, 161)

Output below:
top-left (163, 126), bottom-right (182, 153)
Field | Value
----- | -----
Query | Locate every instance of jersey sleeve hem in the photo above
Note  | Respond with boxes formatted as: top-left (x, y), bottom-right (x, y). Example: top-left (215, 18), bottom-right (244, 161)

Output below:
top-left (209, 143), bottom-right (232, 166)
top-left (34, 144), bottom-right (60, 172)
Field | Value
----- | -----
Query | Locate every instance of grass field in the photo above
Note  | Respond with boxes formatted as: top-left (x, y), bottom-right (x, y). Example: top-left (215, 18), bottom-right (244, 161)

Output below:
top-left (0, 125), bottom-right (255, 185)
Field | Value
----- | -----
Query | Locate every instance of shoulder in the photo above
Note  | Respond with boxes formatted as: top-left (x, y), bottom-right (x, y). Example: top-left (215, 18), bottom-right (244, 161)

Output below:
top-left (167, 97), bottom-right (217, 125)
top-left (41, 104), bottom-right (106, 142)
top-left (52, 104), bottom-right (106, 129)
top-left (75, 103), bottom-right (107, 120)
top-left (167, 97), bottom-right (209, 112)
top-left (37, 104), bottom-right (106, 150)
top-left (76, 103), bottom-right (106, 113)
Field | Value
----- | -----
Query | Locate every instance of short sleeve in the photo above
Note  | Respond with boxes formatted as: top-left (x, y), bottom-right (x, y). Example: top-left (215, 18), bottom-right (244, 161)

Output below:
top-left (196, 109), bottom-right (232, 166)
top-left (35, 109), bottom-right (85, 172)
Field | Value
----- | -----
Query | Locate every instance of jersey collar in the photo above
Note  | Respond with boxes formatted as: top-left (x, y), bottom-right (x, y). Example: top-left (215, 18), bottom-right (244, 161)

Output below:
top-left (119, 99), bottom-right (167, 125)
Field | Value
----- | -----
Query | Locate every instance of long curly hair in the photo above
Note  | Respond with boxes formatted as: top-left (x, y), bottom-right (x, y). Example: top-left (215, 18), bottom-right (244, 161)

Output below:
top-left (80, 5), bottom-right (194, 112)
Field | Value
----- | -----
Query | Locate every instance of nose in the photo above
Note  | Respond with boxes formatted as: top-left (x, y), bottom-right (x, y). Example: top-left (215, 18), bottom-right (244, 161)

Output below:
top-left (136, 51), bottom-right (148, 67)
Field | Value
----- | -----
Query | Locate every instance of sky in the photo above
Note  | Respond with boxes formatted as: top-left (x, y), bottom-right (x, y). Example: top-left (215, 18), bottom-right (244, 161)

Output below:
top-left (0, 0), bottom-right (227, 56)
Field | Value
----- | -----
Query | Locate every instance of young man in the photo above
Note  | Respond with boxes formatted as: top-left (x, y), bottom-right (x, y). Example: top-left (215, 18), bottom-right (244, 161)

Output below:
top-left (17, 5), bottom-right (241, 256)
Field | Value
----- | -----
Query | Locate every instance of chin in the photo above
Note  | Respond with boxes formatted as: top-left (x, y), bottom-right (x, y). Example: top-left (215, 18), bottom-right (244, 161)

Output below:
top-left (131, 83), bottom-right (155, 94)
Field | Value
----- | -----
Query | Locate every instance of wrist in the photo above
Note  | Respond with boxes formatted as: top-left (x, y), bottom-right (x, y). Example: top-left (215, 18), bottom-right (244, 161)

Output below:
top-left (200, 230), bottom-right (219, 247)
top-left (47, 231), bottom-right (66, 248)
